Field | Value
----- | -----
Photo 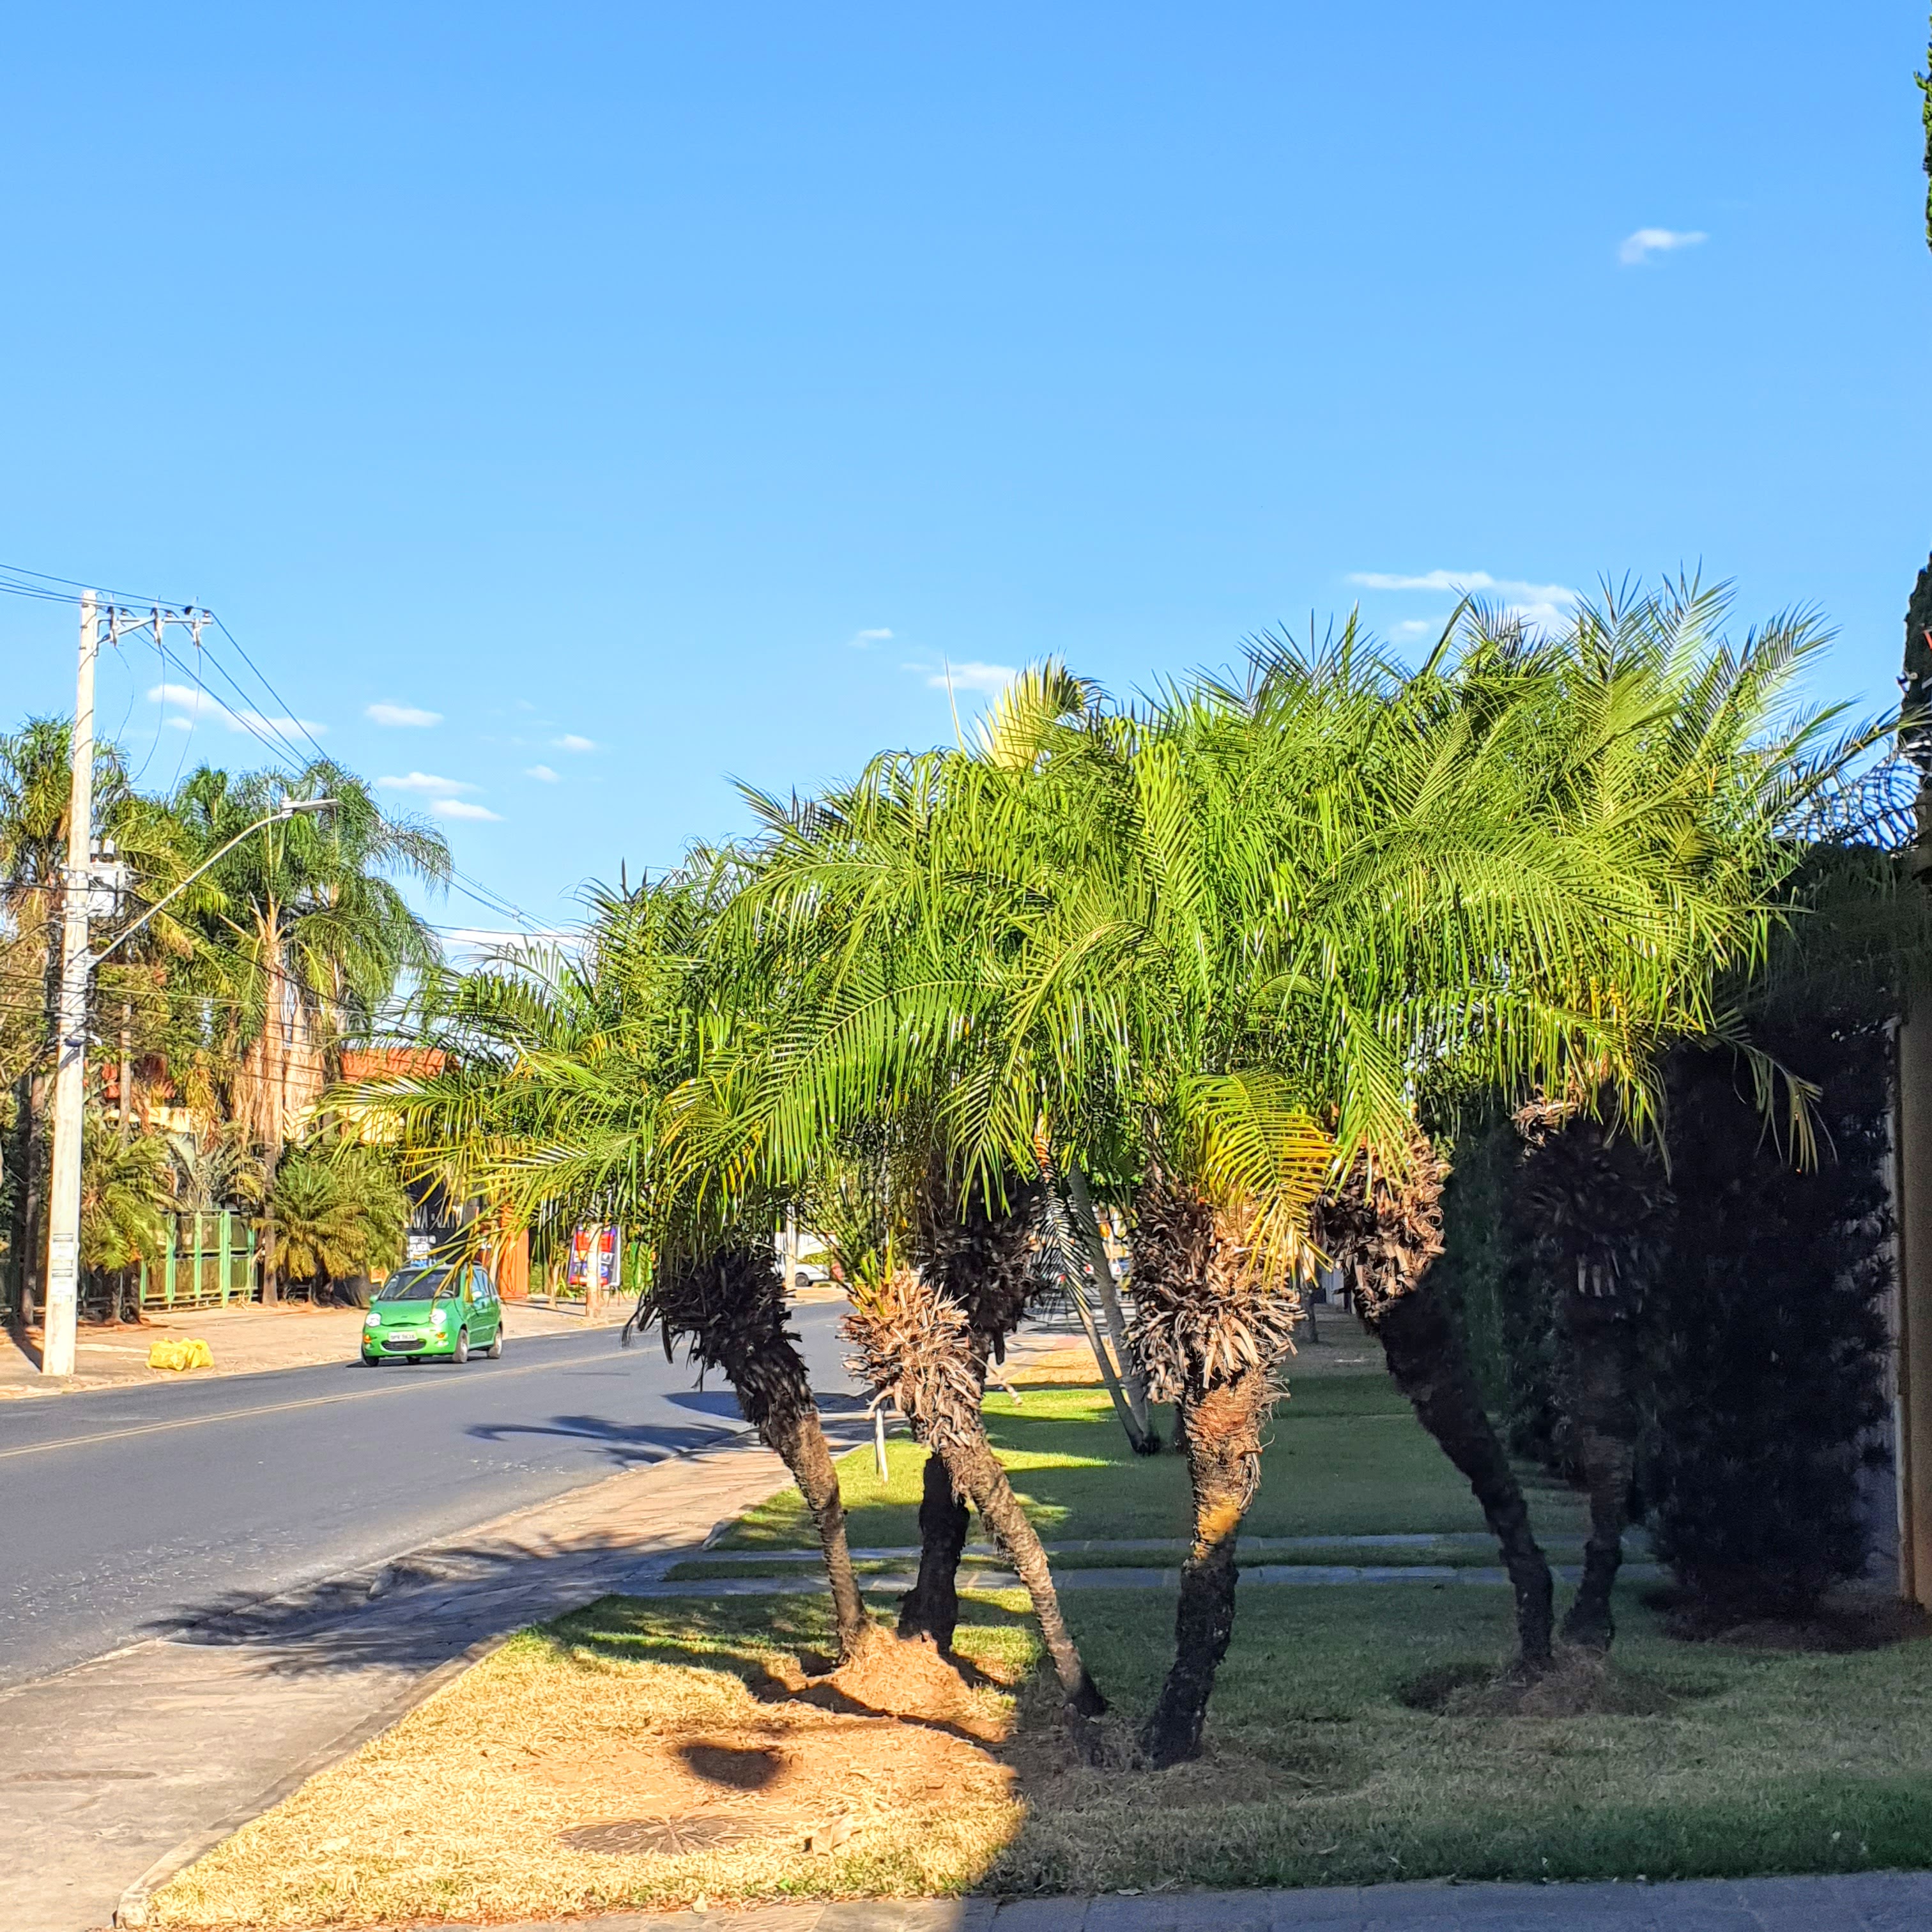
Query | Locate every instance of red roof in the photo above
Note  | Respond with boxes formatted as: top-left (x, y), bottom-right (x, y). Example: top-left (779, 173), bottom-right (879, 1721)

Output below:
top-left (339, 1047), bottom-right (447, 1081)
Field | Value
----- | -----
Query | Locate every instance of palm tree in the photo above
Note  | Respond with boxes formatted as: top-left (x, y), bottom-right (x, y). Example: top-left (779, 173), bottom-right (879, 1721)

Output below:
top-left (1316, 584), bottom-right (1884, 1661)
top-left (268, 1140), bottom-right (410, 1296)
top-left (172, 760), bottom-right (447, 1296)
top-left (79, 1112), bottom-right (171, 1318)
top-left (339, 867), bottom-right (880, 1665)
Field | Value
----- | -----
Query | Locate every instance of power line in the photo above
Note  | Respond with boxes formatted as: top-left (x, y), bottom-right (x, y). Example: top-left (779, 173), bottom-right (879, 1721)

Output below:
top-left (0, 560), bottom-right (196, 606)
top-left (211, 614), bottom-right (332, 770)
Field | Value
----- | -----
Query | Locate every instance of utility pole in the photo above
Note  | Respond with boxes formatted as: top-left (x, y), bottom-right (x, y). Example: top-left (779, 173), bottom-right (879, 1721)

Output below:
top-left (42, 592), bottom-right (98, 1378)
top-left (33, 578), bottom-right (329, 1371)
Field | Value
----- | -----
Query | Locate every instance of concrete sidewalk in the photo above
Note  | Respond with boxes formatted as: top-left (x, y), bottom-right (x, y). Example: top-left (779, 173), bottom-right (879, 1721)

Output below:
top-left (0, 1295), bottom-right (635, 1399)
top-left (3, 1422), bottom-right (867, 1932)
top-left (334, 1873), bottom-right (1932, 1930)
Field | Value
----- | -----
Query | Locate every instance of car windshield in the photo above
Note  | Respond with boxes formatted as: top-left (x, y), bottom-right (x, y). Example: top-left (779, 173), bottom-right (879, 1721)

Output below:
top-left (374, 1268), bottom-right (459, 1303)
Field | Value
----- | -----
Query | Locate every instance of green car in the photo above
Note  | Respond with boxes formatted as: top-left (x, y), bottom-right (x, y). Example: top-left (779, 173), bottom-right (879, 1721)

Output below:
top-left (360, 1262), bottom-right (505, 1365)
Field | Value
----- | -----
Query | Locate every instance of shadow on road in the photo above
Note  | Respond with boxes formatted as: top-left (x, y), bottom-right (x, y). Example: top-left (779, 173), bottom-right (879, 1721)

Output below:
top-left (128, 1397), bottom-right (870, 1681)
top-left (466, 1404), bottom-right (744, 1463)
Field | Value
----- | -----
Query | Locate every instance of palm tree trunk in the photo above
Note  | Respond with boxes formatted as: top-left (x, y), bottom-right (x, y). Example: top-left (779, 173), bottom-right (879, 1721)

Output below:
top-left (1367, 1273), bottom-right (1554, 1671)
top-left (758, 1395), bottom-right (871, 1660)
top-left (1068, 1165), bottom-right (1154, 1443)
top-left (898, 1449), bottom-right (972, 1648)
top-left (1142, 1365), bottom-right (1266, 1766)
top-left (1558, 1272), bottom-right (1636, 1650)
top-left (664, 1245), bottom-right (874, 1666)
top-left (935, 1423), bottom-right (1105, 1744)
top-left (1316, 1135), bottom-right (1556, 1673)
top-left (1511, 1104), bottom-right (1666, 1655)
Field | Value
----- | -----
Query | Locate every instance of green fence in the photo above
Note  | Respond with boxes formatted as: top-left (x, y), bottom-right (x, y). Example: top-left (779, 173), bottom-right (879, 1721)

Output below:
top-left (139, 1211), bottom-right (258, 1309)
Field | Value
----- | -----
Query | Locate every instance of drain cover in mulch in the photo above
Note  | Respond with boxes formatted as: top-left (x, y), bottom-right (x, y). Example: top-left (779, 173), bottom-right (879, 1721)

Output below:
top-left (560, 1816), bottom-right (755, 1857)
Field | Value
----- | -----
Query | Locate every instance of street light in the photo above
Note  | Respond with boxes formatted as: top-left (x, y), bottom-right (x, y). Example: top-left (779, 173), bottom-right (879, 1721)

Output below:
top-left (40, 797), bottom-right (336, 1376)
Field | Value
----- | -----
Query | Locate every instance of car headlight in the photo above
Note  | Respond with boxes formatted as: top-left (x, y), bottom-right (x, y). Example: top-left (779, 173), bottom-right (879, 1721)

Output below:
top-left (364, 1314), bottom-right (379, 1328)
top-left (431, 1309), bottom-right (447, 1328)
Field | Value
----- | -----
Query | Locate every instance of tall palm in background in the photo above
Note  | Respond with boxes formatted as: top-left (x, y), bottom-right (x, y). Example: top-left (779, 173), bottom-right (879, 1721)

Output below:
top-left (174, 759), bottom-right (447, 1298)
top-left (0, 719), bottom-right (188, 1319)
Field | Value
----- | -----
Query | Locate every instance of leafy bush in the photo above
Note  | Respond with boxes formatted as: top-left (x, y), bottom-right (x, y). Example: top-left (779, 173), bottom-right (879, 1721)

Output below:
top-left (268, 1140), bottom-right (410, 1292)
top-left (1643, 1015), bottom-right (1893, 1618)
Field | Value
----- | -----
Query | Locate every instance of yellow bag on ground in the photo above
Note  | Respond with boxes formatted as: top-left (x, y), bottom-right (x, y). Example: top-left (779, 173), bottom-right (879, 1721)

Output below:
top-left (147, 1338), bottom-right (213, 1371)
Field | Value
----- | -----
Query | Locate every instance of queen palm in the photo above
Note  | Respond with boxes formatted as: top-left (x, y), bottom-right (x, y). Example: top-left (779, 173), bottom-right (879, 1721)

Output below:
top-left (341, 865), bottom-right (878, 1665)
top-left (172, 760), bottom-right (447, 1296)
top-left (720, 670), bottom-right (1350, 1759)
top-left (1313, 583), bottom-right (1883, 1659)
top-left (0, 719), bottom-right (190, 1319)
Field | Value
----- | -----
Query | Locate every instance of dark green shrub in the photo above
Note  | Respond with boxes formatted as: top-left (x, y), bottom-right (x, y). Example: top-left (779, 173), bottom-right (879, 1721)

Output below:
top-left (1643, 1013), bottom-right (1893, 1620)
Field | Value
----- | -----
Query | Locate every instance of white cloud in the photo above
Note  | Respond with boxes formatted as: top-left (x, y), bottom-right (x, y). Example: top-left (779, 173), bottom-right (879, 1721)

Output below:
top-left (1619, 227), bottom-right (1707, 266)
top-left (924, 660), bottom-right (1017, 695)
top-left (432, 797), bottom-right (503, 822)
top-left (1348, 569), bottom-right (1579, 606)
top-left (1392, 617), bottom-right (1448, 641)
top-left (1503, 601), bottom-right (1574, 635)
top-left (849, 627), bottom-right (894, 649)
top-left (552, 733), bottom-right (597, 753)
top-left (525, 763), bottom-right (559, 783)
top-left (365, 701), bottom-right (443, 728)
top-left (148, 682), bottom-right (325, 739)
top-left (378, 771), bottom-right (477, 795)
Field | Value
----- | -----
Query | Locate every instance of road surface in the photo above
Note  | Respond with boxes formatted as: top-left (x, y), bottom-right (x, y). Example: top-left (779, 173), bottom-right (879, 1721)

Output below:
top-left (0, 1301), bottom-right (855, 1688)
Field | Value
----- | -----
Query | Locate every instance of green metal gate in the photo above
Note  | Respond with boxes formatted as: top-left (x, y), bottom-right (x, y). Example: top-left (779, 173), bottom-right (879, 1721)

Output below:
top-left (139, 1211), bottom-right (259, 1309)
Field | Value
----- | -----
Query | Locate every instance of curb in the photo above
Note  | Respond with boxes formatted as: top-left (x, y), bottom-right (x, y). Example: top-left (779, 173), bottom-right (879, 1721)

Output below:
top-left (112, 1630), bottom-right (501, 1927)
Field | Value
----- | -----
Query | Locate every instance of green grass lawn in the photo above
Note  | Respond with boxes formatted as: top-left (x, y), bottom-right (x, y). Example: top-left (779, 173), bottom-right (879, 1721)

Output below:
top-left (155, 1328), bottom-right (1932, 1922)
top-left (714, 1374), bottom-right (1589, 1554)
top-left (506, 1581), bottom-right (1932, 1893)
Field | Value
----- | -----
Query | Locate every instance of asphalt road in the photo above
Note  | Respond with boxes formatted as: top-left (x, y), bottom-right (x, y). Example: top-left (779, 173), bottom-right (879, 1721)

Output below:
top-left (0, 1301), bottom-right (856, 1689)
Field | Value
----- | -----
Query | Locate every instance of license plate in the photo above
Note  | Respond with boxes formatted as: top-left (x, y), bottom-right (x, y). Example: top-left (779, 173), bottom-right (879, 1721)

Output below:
top-left (383, 1333), bottom-right (423, 1349)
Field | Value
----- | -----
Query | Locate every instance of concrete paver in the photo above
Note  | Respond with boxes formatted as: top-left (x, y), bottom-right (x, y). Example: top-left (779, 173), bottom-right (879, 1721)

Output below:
top-left (1, 1423), bottom-right (866, 1932)
top-left (387, 1873), bottom-right (1932, 1932)
top-left (620, 1562), bottom-right (1667, 1597)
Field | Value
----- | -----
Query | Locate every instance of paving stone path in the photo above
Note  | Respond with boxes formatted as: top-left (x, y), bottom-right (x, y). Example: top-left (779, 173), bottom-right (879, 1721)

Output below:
top-left (420, 1871), bottom-right (1932, 1931)
top-left (634, 1533), bottom-right (1662, 1598)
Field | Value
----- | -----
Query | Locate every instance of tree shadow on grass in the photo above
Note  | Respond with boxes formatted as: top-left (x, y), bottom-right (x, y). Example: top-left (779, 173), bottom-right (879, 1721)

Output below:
top-left (548, 1594), bottom-right (1034, 1749)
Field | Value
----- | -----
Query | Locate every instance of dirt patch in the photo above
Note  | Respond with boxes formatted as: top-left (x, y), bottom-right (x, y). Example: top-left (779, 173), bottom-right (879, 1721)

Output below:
top-left (522, 1706), bottom-right (1008, 1848)
top-left (1400, 1649), bottom-right (1680, 1719)
top-left (758, 1630), bottom-right (1012, 1740)
top-left (145, 1618), bottom-right (1027, 1928)
top-left (1661, 1592), bottom-right (1932, 1653)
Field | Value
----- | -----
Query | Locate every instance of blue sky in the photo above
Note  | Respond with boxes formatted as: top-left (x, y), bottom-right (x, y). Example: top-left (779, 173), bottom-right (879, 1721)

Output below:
top-left (3, 4), bottom-right (1928, 934)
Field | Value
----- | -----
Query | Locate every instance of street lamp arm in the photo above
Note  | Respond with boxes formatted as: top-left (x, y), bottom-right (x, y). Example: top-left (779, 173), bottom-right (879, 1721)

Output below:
top-left (88, 799), bottom-right (335, 969)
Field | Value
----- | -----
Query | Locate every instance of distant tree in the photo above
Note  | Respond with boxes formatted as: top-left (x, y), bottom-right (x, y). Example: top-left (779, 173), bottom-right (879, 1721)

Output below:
top-left (267, 1141), bottom-right (410, 1296)
top-left (79, 1114), bottom-right (171, 1319)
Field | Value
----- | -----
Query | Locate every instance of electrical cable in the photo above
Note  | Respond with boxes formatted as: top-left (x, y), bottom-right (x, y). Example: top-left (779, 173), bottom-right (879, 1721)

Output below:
top-left (0, 560), bottom-right (194, 606)
top-left (211, 615), bottom-right (332, 770)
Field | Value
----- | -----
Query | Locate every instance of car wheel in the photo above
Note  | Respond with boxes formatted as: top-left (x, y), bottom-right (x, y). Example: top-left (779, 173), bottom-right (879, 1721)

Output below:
top-left (795, 1271), bottom-right (810, 1289)
top-left (360, 1351), bottom-right (381, 1367)
top-left (487, 1325), bottom-right (503, 1359)
top-left (452, 1326), bottom-right (470, 1365)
